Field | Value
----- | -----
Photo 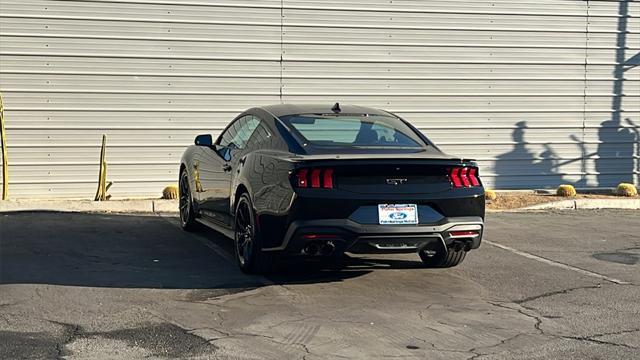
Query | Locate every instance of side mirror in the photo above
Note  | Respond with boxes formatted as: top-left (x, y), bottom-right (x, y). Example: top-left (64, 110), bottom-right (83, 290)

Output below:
top-left (195, 134), bottom-right (213, 147)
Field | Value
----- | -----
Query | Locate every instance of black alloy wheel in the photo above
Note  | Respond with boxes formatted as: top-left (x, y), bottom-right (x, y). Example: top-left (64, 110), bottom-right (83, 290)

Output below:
top-left (235, 196), bottom-right (254, 268)
top-left (234, 193), bottom-right (276, 274)
top-left (179, 170), bottom-right (198, 231)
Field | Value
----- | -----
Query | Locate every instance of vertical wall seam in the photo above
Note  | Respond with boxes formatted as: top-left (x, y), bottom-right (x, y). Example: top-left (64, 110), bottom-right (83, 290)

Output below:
top-left (581, 0), bottom-right (590, 186)
top-left (279, 0), bottom-right (284, 104)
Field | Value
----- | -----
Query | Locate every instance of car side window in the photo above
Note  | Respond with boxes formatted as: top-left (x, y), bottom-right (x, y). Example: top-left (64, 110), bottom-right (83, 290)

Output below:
top-left (244, 120), bottom-right (272, 150)
top-left (219, 115), bottom-right (262, 150)
top-left (231, 116), bottom-right (260, 149)
top-left (219, 119), bottom-right (240, 148)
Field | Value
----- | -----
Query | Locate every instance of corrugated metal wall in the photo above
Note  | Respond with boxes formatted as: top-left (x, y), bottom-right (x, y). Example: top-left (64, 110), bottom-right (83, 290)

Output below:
top-left (0, 0), bottom-right (638, 198)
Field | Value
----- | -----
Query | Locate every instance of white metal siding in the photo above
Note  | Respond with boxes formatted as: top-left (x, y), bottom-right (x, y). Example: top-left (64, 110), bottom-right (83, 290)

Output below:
top-left (0, 0), bottom-right (638, 198)
top-left (281, 0), bottom-right (640, 189)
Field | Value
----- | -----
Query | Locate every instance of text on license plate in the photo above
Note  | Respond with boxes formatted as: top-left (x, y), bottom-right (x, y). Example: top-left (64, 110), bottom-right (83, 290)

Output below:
top-left (378, 204), bottom-right (418, 225)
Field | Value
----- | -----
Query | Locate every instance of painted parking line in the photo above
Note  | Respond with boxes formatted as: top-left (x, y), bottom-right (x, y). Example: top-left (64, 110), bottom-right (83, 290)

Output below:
top-left (485, 240), bottom-right (629, 285)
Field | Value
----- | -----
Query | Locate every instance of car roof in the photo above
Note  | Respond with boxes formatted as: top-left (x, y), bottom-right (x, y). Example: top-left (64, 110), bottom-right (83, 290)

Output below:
top-left (258, 103), bottom-right (393, 118)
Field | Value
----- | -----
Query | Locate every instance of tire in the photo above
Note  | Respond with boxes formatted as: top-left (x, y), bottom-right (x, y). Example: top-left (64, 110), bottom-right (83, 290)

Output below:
top-left (234, 193), bottom-right (277, 274)
top-left (419, 243), bottom-right (466, 268)
top-left (179, 170), bottom-right (199, 231)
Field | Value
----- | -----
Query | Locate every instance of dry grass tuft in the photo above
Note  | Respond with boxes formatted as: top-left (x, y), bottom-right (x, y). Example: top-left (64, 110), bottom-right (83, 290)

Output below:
top-left (162, 184), bottom-right (179, 200)
top-left (485, 189), bottom-right (497, 201)
top-left (556, 184), bottom-right (577, 197)
top-left (615, 183), bottom-right (638, 197)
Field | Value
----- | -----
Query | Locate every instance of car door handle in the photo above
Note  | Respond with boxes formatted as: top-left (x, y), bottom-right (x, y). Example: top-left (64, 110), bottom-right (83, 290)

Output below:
top-left (222, 164), bottom-right (232, 172)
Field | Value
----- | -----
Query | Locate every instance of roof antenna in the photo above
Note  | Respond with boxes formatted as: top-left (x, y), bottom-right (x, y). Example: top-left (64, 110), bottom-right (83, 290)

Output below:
top-left (331, 102), bottom-right (341, 113)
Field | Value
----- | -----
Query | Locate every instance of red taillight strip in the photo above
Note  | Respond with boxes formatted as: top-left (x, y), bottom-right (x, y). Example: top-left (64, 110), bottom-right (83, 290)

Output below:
top-left (296, 169), bottom-right (308, 188)
top-left (450, 230), bottom-right (480, 237)
top-left (294, 168), bottom-right (335, 189)
top-left (468, 167), bottom-right (480, 186)
top-left (302, 234), bottom-right (340, 239)
top-left (310, 169), bottom-right (322, 188)
top-left (449, 168), bottom-right (463, 188)
top-left (460, 167), bottom-right (471, 187)
top-left (323, 168), bottom-right (334, 189)
top-left (449, 167), bottom-right (481, 188)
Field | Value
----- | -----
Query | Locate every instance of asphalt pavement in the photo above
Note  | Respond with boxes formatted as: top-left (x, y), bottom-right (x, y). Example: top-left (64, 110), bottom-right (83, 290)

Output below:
top-left (0, 210), bottom-right (638, 359)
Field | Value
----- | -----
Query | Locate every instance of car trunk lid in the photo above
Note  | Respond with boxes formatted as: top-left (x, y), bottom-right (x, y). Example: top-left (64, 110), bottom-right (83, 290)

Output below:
top-left (291, 155), bottom-right (476, 195)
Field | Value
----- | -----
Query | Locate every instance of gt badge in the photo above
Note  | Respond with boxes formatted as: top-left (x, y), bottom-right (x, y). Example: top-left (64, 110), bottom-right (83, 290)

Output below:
top-left (386, 178), bottom-right (408, 185)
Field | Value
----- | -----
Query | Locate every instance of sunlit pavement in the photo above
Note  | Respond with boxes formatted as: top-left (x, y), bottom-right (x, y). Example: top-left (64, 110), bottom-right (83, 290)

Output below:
top-left (1, 210), bottom-right (638, 359)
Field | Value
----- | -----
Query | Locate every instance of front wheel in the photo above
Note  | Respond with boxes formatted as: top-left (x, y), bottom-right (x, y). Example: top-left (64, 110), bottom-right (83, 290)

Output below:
top-left (419, 243), bottom-right (466, 268)
top-left (234, 193), bottom-right (277, 274)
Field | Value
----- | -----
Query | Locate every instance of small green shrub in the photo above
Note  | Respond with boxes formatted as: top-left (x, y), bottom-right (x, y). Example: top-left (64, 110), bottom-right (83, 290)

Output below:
top-left (485, 189), bottom-right (497, 201)
top-left (615, 183), bottom-right (638, 197)
top-left (162, 184), bottom-right (179, 199)
top-left (556, 184), bottom-right (577, 197)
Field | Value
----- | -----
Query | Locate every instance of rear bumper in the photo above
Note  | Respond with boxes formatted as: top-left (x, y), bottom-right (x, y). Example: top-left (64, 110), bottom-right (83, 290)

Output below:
top-left (262, 216), bottom-right (483, 254)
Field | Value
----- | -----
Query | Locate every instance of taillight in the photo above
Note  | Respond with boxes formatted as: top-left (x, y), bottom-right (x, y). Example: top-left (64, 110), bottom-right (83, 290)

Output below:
top-left (294, 168), bottom-right (335, 189)
top-left (468, 167), bottom-right (480, 187)
top-left (323, 168), bottom-right (334, 189)
top-left (449, 168), bottom-right (463, 187)
top-left (448, 167), bottom-right (481, 188)
top-left (310, 169), bottom-right (322, 188)
top-left (460, 167), bottom-right (471, 187)
top-left (296, 169), bottom-right (308, 188)
top-left (301, 234), bottom-right (340, 239)
top-left (449, 230), bottom-right (480, 237)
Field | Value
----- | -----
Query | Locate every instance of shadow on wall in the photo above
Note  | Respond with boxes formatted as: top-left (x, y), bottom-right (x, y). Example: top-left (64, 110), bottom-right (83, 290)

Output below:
top-left (596, 118), bottom-right (637, 186)
top-left (493, 118), bottom-right (638, 190)
top-left (601, 0), bottom-right (639, 187)
top-left (492, 1), bottom-right (639, 189)
top-left (492, 121), bottom-right (564, 189)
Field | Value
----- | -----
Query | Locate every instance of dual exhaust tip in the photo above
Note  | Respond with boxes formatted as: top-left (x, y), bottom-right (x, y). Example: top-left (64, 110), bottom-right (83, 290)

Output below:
top-left (303, 240), bottom-right (336, 256)
top-left (450, 240), bottom-right (472, 252)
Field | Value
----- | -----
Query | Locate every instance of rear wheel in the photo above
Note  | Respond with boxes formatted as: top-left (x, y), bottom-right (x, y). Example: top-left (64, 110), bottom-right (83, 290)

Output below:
top-left (234, 193), bottom-right (277, 274)
top-left (179, 170), bottom-right (199, 231)
top-left (419, 242), bottom-right (466, 268)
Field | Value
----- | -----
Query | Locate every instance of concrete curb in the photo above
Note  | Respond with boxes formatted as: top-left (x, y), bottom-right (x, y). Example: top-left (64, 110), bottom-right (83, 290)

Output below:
top-left (0, 199), bottom-right (179, 214)
top-left (1, 198), bottom-right (638, 214)
top-left (518, 198), bottom-right (640, 211)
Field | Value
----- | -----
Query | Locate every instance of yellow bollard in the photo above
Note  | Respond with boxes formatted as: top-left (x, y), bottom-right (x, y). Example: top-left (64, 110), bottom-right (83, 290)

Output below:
top-left (0, 94), bottom-right (8, 200)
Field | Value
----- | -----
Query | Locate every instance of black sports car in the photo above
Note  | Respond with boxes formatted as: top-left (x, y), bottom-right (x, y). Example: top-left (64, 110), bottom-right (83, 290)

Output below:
top-left (179, 104), bottom-right (485, 273)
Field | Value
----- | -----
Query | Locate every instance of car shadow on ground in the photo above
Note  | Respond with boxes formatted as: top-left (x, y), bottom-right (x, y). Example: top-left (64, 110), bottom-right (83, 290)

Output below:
top-left (266, 254), bottom-right (426, 285)
top-left (0, 211), bottom-right (428, 290)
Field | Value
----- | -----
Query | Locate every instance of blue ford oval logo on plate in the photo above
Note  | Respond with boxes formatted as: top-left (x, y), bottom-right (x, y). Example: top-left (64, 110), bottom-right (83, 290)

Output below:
top-left (389, 212), bottom-right (407, 220)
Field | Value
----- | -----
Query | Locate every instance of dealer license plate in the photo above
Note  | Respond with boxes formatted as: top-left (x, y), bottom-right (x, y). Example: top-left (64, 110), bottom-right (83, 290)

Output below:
top-left (378, 204), bottom-right (418, 225)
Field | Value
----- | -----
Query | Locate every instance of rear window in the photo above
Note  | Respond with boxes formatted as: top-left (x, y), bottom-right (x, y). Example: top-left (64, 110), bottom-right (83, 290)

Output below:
top-left (280, 114), bottom-right (425, 148)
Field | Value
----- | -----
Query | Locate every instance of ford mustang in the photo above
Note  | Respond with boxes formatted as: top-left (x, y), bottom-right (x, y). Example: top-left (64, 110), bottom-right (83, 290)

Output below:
top-left (179, 104), bottom-right (485, 273)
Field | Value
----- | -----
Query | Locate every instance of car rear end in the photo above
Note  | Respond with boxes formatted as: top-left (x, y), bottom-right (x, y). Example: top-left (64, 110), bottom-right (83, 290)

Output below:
top-left (274, 157), bottom-right (485, 258)
top-left (262, 108), bottom-right (485, 264)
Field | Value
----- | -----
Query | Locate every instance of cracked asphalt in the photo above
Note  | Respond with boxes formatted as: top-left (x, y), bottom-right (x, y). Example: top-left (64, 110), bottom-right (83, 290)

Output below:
top-left (0, 209), bottom-right (638, 359)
